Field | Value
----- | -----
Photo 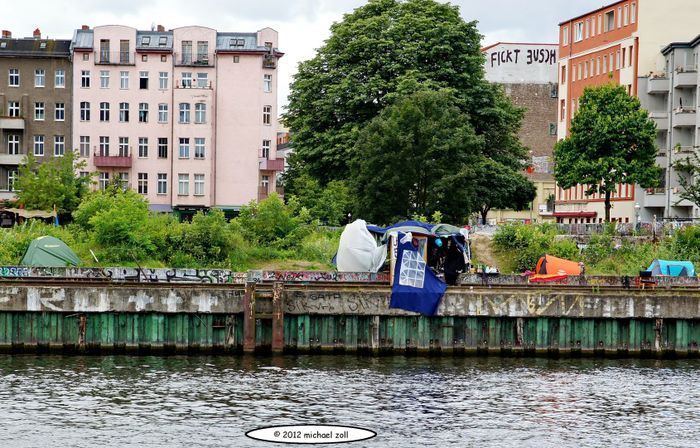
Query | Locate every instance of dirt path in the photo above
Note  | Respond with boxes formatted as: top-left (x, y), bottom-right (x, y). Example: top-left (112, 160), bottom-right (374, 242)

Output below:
top-left (470, 233), bottom-right (501, 269)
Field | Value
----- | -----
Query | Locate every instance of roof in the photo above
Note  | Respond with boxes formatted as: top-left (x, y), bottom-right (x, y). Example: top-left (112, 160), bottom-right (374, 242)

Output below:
top-left (216, 32), bottom-right (259, 51)
top-left (71, 28), bottom-right (93, 50)
top-left (0, 38), bottom-right (71, 58)
top-left (481, 42), bottom-right (558, 52)
top-left (136, 31), bottom-right (173, 51)
top-left (558, 0), bottom-right (628, 26)
top-left (661, 34), bottom-right (700, 55)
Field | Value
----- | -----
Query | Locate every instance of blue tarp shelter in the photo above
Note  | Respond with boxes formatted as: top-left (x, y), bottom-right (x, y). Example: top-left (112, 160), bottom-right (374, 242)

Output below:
top-left (646, 259), bottom-right (696, 277)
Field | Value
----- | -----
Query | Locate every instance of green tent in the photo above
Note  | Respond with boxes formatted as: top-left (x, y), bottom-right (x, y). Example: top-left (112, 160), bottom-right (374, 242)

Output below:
top-left (20, 236), bottom-right (80, 267)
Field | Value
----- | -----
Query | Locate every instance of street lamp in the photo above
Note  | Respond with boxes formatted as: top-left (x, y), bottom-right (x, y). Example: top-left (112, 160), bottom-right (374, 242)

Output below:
top-left (634, 202), bottom-right (641, 232)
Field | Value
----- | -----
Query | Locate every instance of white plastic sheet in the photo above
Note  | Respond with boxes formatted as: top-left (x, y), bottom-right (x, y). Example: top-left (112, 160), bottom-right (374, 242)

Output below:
top-left (336, 220), bottom-right (387, 272)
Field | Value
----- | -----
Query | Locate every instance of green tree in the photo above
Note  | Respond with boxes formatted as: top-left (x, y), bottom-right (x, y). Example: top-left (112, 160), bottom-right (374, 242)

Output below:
top-left (15, 151), bottom-right (90, 215)
top-left (473, 158), bottom-right (536, 224)
top-left (674, 148), bottom-right (700, 208)
top-left (352, 90), bottom-right (489, 224)
top-left (287, 173), bottom-right (351, 226)
top-left (285, 0), bottom-right (526, 189)
top-left (554, 83), bottom-right (659, 222)
top-left (237, 193), bottom-right (315, 249)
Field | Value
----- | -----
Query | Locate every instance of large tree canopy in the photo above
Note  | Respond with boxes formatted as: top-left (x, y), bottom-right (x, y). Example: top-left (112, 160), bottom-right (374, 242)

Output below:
top-left (285, 0), bottom-right (527, 188)
top-left (554, 83), bottom-right (659, 222)
top-left (352, 90), bottom-right (532, 224)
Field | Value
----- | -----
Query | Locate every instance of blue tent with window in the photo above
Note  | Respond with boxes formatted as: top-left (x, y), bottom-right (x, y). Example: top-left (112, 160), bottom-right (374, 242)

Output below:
top-left (646, 259), bottom-right (696, 277)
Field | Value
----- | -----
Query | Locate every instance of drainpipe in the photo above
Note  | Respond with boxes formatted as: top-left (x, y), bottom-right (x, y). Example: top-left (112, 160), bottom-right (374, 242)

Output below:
top-left (666, 52), bottom-right (674, 219)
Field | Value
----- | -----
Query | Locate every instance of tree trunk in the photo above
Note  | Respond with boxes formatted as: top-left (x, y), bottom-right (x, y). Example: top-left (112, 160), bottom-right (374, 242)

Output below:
top-left (480, 207), bottom-right (489, 225)
top-left (605, 190), bottom-right (611, 222)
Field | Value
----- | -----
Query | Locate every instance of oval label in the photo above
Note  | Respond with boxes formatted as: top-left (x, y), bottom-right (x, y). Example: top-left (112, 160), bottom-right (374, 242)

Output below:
top-left (245, 425), bottom-right (376, 445)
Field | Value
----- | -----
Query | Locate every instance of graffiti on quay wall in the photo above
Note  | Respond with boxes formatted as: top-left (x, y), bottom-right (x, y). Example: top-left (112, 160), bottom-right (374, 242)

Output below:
top-left (263, 271), bottom-right (389, 283)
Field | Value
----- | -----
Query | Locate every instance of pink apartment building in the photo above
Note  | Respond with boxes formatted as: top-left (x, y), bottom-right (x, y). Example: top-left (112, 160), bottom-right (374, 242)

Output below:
top-left (70, 24), bottom-right (282, 219)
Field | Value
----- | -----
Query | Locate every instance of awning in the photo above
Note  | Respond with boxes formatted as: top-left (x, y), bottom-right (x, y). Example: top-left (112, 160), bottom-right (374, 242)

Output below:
top-left (1, 208), bottom-right (54, 218)
top-left (552, 211), bottom-right (597, 218)
top-left (149, 204), bottom-right (173, 213)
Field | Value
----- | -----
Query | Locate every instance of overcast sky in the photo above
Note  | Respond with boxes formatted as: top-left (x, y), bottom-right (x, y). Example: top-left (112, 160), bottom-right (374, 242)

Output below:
top-left (4, 0), bottom-right (605, 109)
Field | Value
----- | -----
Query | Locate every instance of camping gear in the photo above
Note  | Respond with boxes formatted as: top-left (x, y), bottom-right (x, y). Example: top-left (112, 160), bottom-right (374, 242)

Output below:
top-left (534, 254), bottom-right (581, 275)
top-left (336, 220), bottom-right (387, 272)
top-left (646, 259), bottom-right (695, 277)
top-left (389, 232), bottom-right (446, 316)
top-left (20, 236), bottom-right (81, 267)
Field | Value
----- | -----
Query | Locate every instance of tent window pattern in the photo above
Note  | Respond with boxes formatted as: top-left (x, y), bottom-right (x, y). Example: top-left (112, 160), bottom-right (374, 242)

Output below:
top-left (399, 250), bottom-right (425, 288)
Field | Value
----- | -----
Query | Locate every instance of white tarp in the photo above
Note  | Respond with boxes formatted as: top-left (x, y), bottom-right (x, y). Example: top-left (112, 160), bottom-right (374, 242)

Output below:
top-left (336, 220), bottom-right (387, 272)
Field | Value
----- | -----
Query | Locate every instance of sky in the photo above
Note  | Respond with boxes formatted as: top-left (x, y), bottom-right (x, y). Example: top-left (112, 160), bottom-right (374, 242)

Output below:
top-left (3, 0), bottom-right (606, 109)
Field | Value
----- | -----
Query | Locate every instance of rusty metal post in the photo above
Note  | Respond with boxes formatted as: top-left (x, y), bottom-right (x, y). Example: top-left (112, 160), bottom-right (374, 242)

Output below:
top-left (78, 314), bottom-right (87, 351)
top-left (272, 282), bottom-right (285, 353)
top-left (243, 281), bottom-right (256, 353)
top-left (370, 315), bottom-right (380, 353)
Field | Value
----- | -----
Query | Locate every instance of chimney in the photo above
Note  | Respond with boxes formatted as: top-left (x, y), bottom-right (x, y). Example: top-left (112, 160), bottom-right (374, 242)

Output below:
top-left (81, 25), bottom-right (89, 31)
top-left (1, 30), bottom-right (11, 38)
top-left (157, 24), bottom-right (165, 32)
top-left (33, 28), bottom-right (41, 39)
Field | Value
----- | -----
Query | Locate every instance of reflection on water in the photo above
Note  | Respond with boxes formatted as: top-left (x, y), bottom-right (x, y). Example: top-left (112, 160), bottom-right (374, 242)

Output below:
top-left (0, 355), bottom-right (699, 447)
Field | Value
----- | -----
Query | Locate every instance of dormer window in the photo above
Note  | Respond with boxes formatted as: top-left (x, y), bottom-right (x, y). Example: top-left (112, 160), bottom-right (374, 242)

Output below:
top-left (229, 38), bottom-right (235, 48)
top-left (39, 42), bottom-right (46, 49)
top-left (0, 42), bottom-right (6, 48)
top-left (142, 36), bottom-right (151, 45)
top-left (159, 36), bottom-right (167, 46)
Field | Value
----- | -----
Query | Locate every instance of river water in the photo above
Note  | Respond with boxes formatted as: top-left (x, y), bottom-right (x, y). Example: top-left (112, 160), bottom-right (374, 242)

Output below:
top-left (0, 355), bottom-right (698, 447)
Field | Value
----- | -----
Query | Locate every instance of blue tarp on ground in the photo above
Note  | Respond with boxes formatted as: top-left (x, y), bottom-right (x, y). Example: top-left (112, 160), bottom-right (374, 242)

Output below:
top-left (646, 259), bottom-right (696, 277)
top-left (390, 233), bottom-right (446, 316)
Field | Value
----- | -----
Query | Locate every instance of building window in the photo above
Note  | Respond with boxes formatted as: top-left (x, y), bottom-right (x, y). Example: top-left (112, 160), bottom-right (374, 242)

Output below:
top-left (549, 83), bottom-right (558, 98)
top-left (562, 26), bottom-right (568, 46)
top-left (55, 103), bottom-right (65, 121)
top-left (585, 19), bottom-right (589, 39)
top-left (264, 74), bottom-right (272, 92)
top-left (138, 173), bottom-right (148, 194)
top-left (262, 139), bottom-right (271, 158)
top-left (560, 99), bottom-right (566, 122)
top-left (197, 41), bottom-right (208, 63)
top-left (158, 103), bottom-right (168, 123)
top-left (179, 103), bottom-right (190, 123)
top-left (605, 11), bottom-right (614, 32)
top-left (119, 137), bottom-right (129, 157)
top-left (81, 70), bottom-right (90, 88)
top-left (34, 102), bottom-right (45, 121)
top-left (7, 170), bottom-right (17, 191)
top-left (99, 172), bottom-right (109, 190)
top-left (34, 135), bottom-right (45, 156)
top-left (118, 172), bottom-right (129, 190)
top-left (179, 138), bottom-right (190, 158)
top-left (100, 70), bottom-right (109, 88)
top-left (623, 4), bottom-right (629, 25)
top-left (263, 105), bottom-right (271, 125)
top-left (8, 101), bottom-right (20, 117)
top-left (261, 175), bottom-right (270, 191)
top-left (158, 138), bottom-right (168, 158)
top-left (161, 54), bottom-right (167, 62)
top-left (617, 7), bottom-right (622, 27)
top-left (157, 173), bottom-right (167, 194)
top-left (35, 69), bottom-right (45, 87)
top-left (139, 71), bottom-right (148, 89)
top-left (159, 72), bottom-right (168, 89)
top-left (120, 71), bottom-right (129, 89)
top-left (194, 174), bottom-right (204, 196)
top-left (233, 56), bottom-right (240, 63)
top-left (631, 2), bottom-right (636, 23)
top-left (178, 173), bottom-right (189, 195)
top-left (182, 72), bottom-right (192, 88)
top-left (54, 135), bottom-right (65, 156)
top-left (622, 48), bottom-right (626, 68)
top-left (99, 136), bottom-right (109, 156)
top-left (584, 62), bottom-right (588, 78)
top-left (138, 103), bottom-right (148, 122)
top-left (8, 68), bottom-right (19, 87)
top-left (8, 135), bottom-right (20, 155)
top-left (598, 14), bottom-right (603, 33)
top-left (120, 40), bottom-right (130, 64)
top-left (182, 41), bottom-right (192, 64)
top-left (82, 53), bottom-right (89, 61)
top-left (119, 102), bottom-right (129, 122)
top-left (194, 103), bottom-right (206, 123)
top-left (138, 137), bottom-right (148, 158)
top-left (603, 55), bottom-right (608, 73)
top-left (574, 22), bottom-right (583, 42)
top-left (80, 102), bottom-right (90, 121)
top-left (79, 136), bottom-right (90, 158)
top-left (591, 16), bottom-right (596, 36)
top-left (549, 123), bottom-right (557, 136)
top-left (197, 73), bottom-right (208, 88)
top-left (194, 138), bottom-right (205, 159)
top-left (100, 39), bottom-right (110, 63)
top-left (100, 102), bottom-right (110, 121)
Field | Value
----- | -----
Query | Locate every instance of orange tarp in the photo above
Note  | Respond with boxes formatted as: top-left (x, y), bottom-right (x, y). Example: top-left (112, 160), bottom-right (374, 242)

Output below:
top-left (534, 254), bottom-right (581, 276)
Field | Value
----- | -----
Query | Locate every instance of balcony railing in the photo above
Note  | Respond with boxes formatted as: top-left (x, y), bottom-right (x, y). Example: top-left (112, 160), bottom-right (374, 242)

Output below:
top-left (95, 51), bottom-right (135, 65)
top-left (649, 111), bottom-right (669, 131)
top-left (174, 52), bottom-right (214, 67)
top-left (672, 107), bottom-right (696, 127)
top-left (263, 55), bottom-right (276, 69)
top-left (93, 152), bottom-right (132, 168)
top-left (259, 157), bottom-right (284, 171)
top-left (175, 79), bottom-right (212, 89)
top-left (0, 117), bottom-right (25, 130)
top-left (647, 75), bottom-right (669, 94)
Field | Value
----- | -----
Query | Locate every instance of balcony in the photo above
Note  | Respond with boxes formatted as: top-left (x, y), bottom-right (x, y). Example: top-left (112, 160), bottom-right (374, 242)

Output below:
top-left (0, 153), bottom-right (24, 165)
top-left (263, 55), bottom-right (276, 69)
top-left (259, 157), bottom-right (284, 171)
top-left (674, 68), bottom-right (698, 88)
top-left (95, 51), bottom-right (135, 65)
top-left (93, 153), bottom-right (132, 168)
top-left (174, 52), bottom-right (214, 67)
top-left (647, 75), bottom-right (669, 94)
top-left (649, 112), bottom-right (668, 131)
top-left (673, 107), bottom-right (697, 127)
top-left (644, 188), bottom-right (667, 208)
top-left (258, 185), bottom-right (269, 201)
top-left (0, 117), bottom-right (25, 130)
